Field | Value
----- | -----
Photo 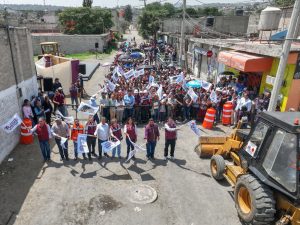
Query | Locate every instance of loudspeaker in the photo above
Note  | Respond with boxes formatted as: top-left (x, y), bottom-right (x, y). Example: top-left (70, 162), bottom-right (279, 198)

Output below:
top-left (43, 77), bottom-right (53, 91)
top-left (78, 64), bottom-right (86, 75)
top-left (95, 42), bottom-right (99, 48)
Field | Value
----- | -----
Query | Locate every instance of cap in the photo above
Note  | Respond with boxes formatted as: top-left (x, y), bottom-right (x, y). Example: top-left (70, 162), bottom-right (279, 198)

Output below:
top-left (134, 89), bottom-right (139, 94)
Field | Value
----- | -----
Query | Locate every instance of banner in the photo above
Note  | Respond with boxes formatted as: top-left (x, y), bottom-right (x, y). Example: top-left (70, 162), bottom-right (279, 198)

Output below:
top-left (126, 137), bottom-right (146, 162)
top-left (201, 80), bottom-right (212, 91)
top-left (156, 85), bottom-right (163, 100)
top-left (134, 68), bottom-right (144, 78)
top-left (188, 120), bottom-right (201, 137)
top-left (187, 88), bottom-right (198, 102)
top-left (1, 113), bottom-right (22, 133)
top-left (123, 69), bottom-right (135, 80)
top-left (107, 80), bottom-right (116, 92)
top-left (112, 71), bottom-right (119, 83)
top-left (175, 72), bottom-right (184, 83)
top-left (77, 102), bottom-right (99, 115)
top-left (77, 134), bottom-right (89, 154)
top-left (101, 140), bottom-right (121, 153)
top-left (117, 66), bottom-right (125, 76)
top-left (149, 75), bottom-right (154, 84)
top-left (182, 79), bottom-right (188, 91)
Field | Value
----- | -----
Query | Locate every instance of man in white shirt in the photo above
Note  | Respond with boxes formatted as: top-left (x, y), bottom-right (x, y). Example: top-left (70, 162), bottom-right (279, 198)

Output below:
top-left (94, 117), bottom-right (110, 159)
top-left (234, 93), bottom-right (252, 126)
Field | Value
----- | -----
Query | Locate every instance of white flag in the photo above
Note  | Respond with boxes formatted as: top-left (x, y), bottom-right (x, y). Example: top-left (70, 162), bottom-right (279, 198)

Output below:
top-left (201, 80), bottom-right (212, 91)
top-left (187, 88), bottom-right (198, 102)
top-left (77, 134), bottom-right (89, 154)
top-left (125, 137), bottom-right (146, 162)
top-left (124, 69), bottom-right (135, 80)
top-left (182, 79), bottom-right (188, 91)
top-left (156, 85), bottom-right (163, 100)
top-left (1, 113), bottom-right (22, 133)
top-left (175, 72), bottom-right (184, 83)
top-left (60, 137), bottom-right (68, 149)
top-left (101, 140), bottom-right (121, 153)
top-left (188, 120), bottom-right (201, 137)
top-left (134, 68), bottom-right (144, 78)
top-left (107, 80), bottom-right (116, 92)
top-left (77, 102), bottom-right (99, 115)
top-left (117, 66), bottom-right (125, 75)
top-left (149, 75), bottom-right (154, 84)
top-left (210, 90), bottom-right (218, 103)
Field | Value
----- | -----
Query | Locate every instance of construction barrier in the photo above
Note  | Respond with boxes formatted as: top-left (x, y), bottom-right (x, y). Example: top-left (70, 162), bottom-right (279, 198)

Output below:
top-left (222, 102), bottom-right (233, 125)
top-left (20, 118), bottom-right (33, 144)
top-left (203, 108), bottom-right (216, 129)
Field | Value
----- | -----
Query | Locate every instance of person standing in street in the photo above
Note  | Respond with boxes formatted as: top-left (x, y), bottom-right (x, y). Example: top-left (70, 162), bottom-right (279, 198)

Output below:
top-left (145, 118), bottom-right (160, 160)
top-left (110, 118), bottom-right (123, 159)
top-left (51, 117), bottom-right (70, 161)
top-left (94, 117), bottom-right (110, 159)
top-left (71, 119), bottom-right (84, 160)
top-left (43, 95), bottom-right (53, 126)
top-left (124, 117), bottom-right (137, 160)
top-left (69, 83), bottom-right (79, 110)
top-left (53, 87), bottom-right (66, 116)
top-left (123, 89), bottom-right (135, 121)
top-left (31, 117), bottom-right (52, 162)
top-left (164, 117), bottom-right (178, 160)
top-left (84, 115), bottom-right (97, 160)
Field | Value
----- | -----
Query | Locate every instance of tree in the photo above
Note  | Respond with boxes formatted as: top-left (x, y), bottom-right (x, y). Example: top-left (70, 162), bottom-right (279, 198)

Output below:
top-left (124, 5), bottom-right (133, 22)
top-left (59, 7), bottom-right (113, 34)
top-left (83, 0), bottom-right (93, 7)
top-left (274, 0), bottom-right (295, 6)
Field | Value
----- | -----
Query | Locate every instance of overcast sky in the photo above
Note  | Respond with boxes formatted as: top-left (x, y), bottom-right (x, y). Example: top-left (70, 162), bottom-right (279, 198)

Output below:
top-left (2, 0), bottom-right (256, 8)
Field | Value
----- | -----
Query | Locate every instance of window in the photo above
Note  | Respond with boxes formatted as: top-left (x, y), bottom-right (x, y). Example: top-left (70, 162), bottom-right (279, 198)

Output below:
top-left (263, 130), bottom-right (297, 193)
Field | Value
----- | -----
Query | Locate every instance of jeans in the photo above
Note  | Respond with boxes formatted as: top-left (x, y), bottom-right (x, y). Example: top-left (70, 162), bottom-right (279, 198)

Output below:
top-left (98, 139), bottom-right (108, 157)
top-left (112, 144), bottom-right (121, 157)
top-left (126, 137), bottom-right (135, 157)
top-left (134, 106), bottom-right (141, 123)
top-left (73, 141), bottom-right (78, 158)
top-left (71, 97), bottom-right (79, 109)
top-left (55, 138), bottom-right (68, 160)
top-left (164, 139), bottom-right (176, 157)
top-left (146, 141), bottom-right (157, 158)
top-left (102, 107), bottom-right (110, 121)
top-left (124, 107), bottom-right (133, 121)
top-left (184, 106), bottom-right (191, 120)
top-left (153, 108), bottom-right (159, 122)
top-left (160, 112), bottom-right (166, 122)
top-left (86, 136), bottom-right (96, 158)
top-left (39, 140), bottom-right (51, 160)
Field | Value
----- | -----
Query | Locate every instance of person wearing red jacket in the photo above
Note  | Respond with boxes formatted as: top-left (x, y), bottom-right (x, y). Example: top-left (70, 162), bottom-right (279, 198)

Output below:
top-left (144, 118), bottom-right (160, 160)
top-left (124, 117), bottom-right (137, 160)
top-left (71, 119), bottom-right (84, 160)
top-left (110, 118), bottom-right (123, 159)
top-left (164, 117), bottom-right (179, 160)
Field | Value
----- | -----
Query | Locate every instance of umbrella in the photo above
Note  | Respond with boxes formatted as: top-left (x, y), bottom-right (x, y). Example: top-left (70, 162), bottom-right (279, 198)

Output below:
top-left (130, 52), bottom-right (143, 59)
top-left (118, 54), bottom-right (130, 60)
top-left (131, 48), bottom-right (142, 53)
top-left (186, 80), bottom-right (202, 88)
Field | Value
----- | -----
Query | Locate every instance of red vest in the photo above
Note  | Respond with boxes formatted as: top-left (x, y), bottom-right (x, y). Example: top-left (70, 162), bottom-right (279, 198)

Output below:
top-left (165, 122), bottom-right (177, 140)
top-left (126, 124), bottom-right (137, 142)
top-left (36, 124), bottom-right (49, 141)
top-left (111, 124), bottom-right (123, 141)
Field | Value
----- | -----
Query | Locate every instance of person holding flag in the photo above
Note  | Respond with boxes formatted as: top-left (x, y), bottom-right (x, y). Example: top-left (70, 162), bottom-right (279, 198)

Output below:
top-left (94, 117), bottom-right (110, 159)
top-left (84, 115), bottom-right (97, 160)
top-left (71, 119), bottom-right (84, 160)
top-left (109, 118), bottom-right (123, 159)
top-left (124, 117), bottom-right (137, 160)
top-left (30, 117), bottom-right (52, 162)
top-left (164, 117), bottom-right (178, 160)
top-left (51, 116), bottom-right (70, 161)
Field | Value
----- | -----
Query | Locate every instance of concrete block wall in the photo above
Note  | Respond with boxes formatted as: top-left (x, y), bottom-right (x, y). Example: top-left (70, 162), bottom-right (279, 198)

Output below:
top-left (214, 16), bottom-right (249, 35)
top-left (31, 33), bottom-right (110, 55)
top-left (0, 27), bottom-right (38, 163)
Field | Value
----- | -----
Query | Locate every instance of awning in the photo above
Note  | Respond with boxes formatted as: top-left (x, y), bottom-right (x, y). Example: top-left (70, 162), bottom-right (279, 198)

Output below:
top-left (218, 51), bottom-right (273, 72)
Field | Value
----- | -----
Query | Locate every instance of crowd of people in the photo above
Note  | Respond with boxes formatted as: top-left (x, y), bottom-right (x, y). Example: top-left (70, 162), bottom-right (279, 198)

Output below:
top-left (23, 38), bottom-right (276, 162)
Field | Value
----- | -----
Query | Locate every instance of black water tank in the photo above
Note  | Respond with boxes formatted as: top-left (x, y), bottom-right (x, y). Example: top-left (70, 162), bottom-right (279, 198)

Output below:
top-left (206, 17), bottom-right (214, 27)
top-left (235, 9), bottom-right (244, 16)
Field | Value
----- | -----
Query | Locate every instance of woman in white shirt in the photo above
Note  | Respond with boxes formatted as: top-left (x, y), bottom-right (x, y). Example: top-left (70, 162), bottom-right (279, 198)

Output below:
top-left (115, 95), bottom-right (125, 123)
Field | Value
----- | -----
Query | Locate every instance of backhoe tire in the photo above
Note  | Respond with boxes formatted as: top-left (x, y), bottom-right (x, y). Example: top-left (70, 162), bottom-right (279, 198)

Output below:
top-left (234, 174), bottom-right (276, 225)
top-left (210, 155), bottom-right (225, 180)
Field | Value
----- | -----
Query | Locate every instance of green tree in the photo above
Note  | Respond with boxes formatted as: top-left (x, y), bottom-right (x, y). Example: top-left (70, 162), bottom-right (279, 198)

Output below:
top-left (124, 5), bottom-right (133, 22)
top-left (186, 8), bottom-right (198, 17)
top-left (83, 0), bottom-right (93, 7)
top-left (59, 7), bottom-right (113, 34)
top-left (274, 0), bottom-right (295, 6)
top-left (163, 3), bottom-right (176, 17)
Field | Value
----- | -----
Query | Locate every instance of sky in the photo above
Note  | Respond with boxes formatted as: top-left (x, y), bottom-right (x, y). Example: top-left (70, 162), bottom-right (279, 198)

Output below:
top-left (2, 0), bottom-right (257, 8)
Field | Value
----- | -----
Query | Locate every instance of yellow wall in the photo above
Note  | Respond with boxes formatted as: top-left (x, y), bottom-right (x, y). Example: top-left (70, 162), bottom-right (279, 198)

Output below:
top-left (259, 58), bottom-right (296, 111)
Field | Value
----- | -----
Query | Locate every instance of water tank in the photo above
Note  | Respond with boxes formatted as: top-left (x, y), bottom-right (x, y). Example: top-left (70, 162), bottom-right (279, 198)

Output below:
top-left (235, 9), bottom-right (244, 16)
top-left (258, 7), bottom-right (281, 31)
top-left (206, 17), bottom-right (214, 27)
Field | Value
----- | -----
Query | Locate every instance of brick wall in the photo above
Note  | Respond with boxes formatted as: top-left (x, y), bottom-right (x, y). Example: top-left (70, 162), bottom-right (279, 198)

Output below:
top-left (0, 27), bottom-right (38, 163)
top-left (31, 33), bottom-right (110, 55)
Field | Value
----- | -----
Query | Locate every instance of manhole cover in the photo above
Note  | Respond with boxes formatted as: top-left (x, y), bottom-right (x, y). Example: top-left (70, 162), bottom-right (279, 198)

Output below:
top-left (128, 184), bottom-right (158, 204)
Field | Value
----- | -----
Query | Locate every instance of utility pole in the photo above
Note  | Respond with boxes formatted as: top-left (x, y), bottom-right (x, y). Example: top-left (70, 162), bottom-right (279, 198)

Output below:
top-left (139, 0), bottom-right (146, 7)
top-left (179, 0), bottom-right (186, 68)
top-left (268, 0), bottom-right (300, 111)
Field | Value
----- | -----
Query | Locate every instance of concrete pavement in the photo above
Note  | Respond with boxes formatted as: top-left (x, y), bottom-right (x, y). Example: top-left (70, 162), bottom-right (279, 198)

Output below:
top-left (0, 30), bottom-right (241, 225)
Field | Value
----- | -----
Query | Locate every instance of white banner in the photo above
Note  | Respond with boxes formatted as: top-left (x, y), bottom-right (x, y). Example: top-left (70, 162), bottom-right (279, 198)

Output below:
top-left (175, 72), bottom-right (184, 83)
top-left (60, 137), bottom-right (68, 149)
top-left (126, 136), bottom-right (146, 162)
top-left (124, 69), bottom-right (135, 80)
top-left (77, 102), bottom-right (99, 115)
top-left (112, 71), bottom-right (119, 83)
top-left (107, 80), bottom-right (116, 92)
top-left (117, 66), bottom-right (125, 75)
top-left (156, 85), bottom-right (163, 100)
top-left (209, 90), bottom-right (218, 103)
top-left (187, 88), bottom-right (198, 102)
top-left (149, 75), bottom-right (154, 84)
top-left (134, 68), bottom-right (144, 78)
top-left (101, 140), bottom-right (121, 153)
top-left (1, 113), bottom-right (22, 133)
top-left (77, 134), bottom-right (89, 154)
top-left (188, 120), bottom-right (201, 137)
top-left (201, 80), bottom-right (212, 91)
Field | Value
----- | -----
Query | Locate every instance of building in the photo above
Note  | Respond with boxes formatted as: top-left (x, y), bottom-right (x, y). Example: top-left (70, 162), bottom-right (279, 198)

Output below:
top-left (0, 27), bottom-right (38, 163)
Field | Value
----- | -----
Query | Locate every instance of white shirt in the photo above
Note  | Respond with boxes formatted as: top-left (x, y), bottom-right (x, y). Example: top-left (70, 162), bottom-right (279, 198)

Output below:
top-left (236, 97), bottom-right (252, 111)
top-left (94, 123), bottom-right (110, 140)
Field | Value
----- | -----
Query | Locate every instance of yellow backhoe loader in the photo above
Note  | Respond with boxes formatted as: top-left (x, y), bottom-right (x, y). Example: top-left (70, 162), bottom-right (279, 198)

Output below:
top-left (203, 112), bottom-right (300, 225)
